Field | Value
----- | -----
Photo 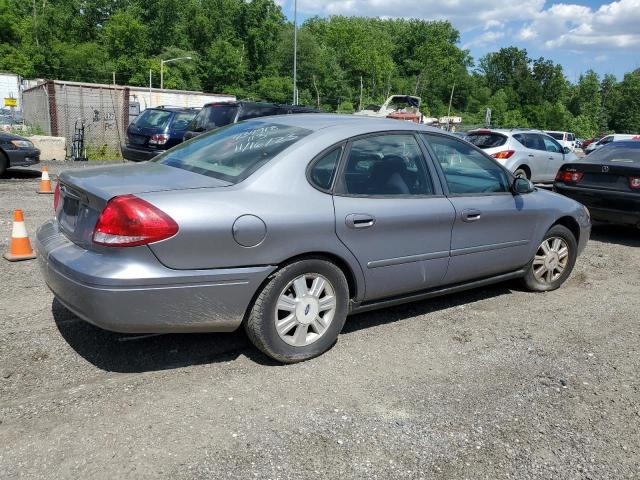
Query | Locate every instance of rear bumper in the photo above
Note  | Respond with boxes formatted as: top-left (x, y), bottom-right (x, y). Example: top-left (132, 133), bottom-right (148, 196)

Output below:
top-left (35, 220), bottom-right (276, 333)
top-left (555, 184), bottom-right (640, 227)
top-left (121, 144), bottom-right (165, 162)
top-left (6, 148), bottom-right (41, 167)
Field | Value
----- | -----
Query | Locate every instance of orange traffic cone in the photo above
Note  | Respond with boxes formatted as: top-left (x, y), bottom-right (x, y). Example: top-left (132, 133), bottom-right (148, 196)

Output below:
top-left (3, 210), bottom-right (37, 261)
top-left (37, 166), bottom-right (53, 194)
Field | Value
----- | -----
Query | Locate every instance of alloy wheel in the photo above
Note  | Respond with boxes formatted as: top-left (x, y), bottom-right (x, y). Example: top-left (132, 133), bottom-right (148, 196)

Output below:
top-left (274, 274), bottom-right (337, 347)
top-left (532, 237), bottom-right (570, 284)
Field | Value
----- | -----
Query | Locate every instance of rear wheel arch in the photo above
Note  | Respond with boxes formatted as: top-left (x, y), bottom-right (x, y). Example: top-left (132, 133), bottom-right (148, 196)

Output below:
top-left (514, 164), bottom-right (531, 179)
top-left (275, 252), bottom-right (360, 301)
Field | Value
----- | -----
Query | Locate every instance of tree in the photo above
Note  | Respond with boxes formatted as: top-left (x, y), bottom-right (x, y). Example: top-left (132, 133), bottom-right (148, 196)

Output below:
top-left (611, 70), bottom-right (640, 133)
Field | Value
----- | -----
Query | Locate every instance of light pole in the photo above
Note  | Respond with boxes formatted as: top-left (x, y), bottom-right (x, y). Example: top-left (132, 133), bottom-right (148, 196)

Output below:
top-left (160, 56), bottom-right (193, 90)
top-left (292, 0), bottom-right (298, 105)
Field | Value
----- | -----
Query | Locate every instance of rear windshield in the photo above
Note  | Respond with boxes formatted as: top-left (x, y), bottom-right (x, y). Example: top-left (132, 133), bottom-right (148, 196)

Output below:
top-left (170, 111), bottom-right (198, 130)
top-left (154, 121), bottom-right (312, 183)
top-left (585, 144), bottom-right (640, 164)
top-left (546, 132), bottom-right (565, 140)
top-left (466, 132), bottom-right (507, 149)
top-left (134, 109), bottom-right (173, 129)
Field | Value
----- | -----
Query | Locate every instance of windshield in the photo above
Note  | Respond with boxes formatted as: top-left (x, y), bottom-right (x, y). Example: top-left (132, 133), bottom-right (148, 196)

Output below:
top-left (466, 132), bottom-right (507, 149)
top-left (546, 132), bottom-right (565, 140)
top-left (134, 109), bottom-right (173, 129)
top-left (154, 121), bottom-right (312, 183)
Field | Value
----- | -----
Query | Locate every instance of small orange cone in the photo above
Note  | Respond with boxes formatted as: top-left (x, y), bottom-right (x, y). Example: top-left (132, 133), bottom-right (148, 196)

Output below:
top-left (37, 166), bottom-right (53, 194)
top-left (3, 210), bottom-right (37, 261)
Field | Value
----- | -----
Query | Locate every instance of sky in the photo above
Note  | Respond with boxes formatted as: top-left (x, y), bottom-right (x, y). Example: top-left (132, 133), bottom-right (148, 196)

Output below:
top-left (278, 0), bottom-right (640, 81)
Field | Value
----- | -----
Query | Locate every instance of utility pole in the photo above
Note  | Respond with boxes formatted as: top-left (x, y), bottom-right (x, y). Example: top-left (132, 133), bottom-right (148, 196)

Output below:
top-left (446, 82), bottom-right (456, 131)
top-left (359, 76), bottom-right (363, 112)
top-left (149, 69), bottom-right (152, 108)
top-left (160, 56), bottom-right (193, 90)
top-left (112, 71), bottom-right (116, 86)
top-left (292, 0), bottom-right (298, 105)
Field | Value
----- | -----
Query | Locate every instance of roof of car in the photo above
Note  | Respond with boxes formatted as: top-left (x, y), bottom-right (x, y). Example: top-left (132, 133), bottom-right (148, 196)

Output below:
top-left (248, 113), bottom-right (444, 133)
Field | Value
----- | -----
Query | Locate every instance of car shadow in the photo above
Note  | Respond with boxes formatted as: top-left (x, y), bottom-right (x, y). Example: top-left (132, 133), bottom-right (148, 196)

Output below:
top-left (2, 168), bottom-right (42, 179)
top-left (52, 298), bottom-right (279, 372)
top-left (590, 223), bottom-right (639, 247)
top-left (54, 282), bottom-right (515, 372)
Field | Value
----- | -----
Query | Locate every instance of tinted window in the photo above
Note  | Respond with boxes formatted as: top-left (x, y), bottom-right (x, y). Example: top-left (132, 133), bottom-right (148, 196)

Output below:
top-left (466, 132), bottom-right (507, 149)
top-left (568, 133), bottom-right (575, 141)
top-left (525, 134), bottom-right (546, 151)
top-left (134, 109), bottom-right (172, 129)
top-left (543, 136), bottom-right (562, 153)
top-left (600, 136), bottom-right (614, 145)
top-left (155, 121), bottom-right (312, 183)
top-left (546, 132), bottom-right (564, 141)
top-left (170, 111), bottom-right (197, 130)
top-left (194, 105), bottom-right (239, 131)
top-left (423, 134), bottom-right (510, 194)
top-left (586, 143), bottom-right (640, 164)
top-left (341, 134), bottom-right (433, 196)
top-left (238, 104), bottom-right (279, 121)
top-left (309, 147), bottom-right (342, 190)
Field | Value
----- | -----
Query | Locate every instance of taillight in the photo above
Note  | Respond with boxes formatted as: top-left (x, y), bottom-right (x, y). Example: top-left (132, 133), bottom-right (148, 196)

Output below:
top-left (555, 170), bottom-right (584, 183)
top-left (93, 195), bottom-right (178, 247)
top-left (630, 176), bottom-right (640, 190)
top-left (53, 182), bottom-right (61, 211)
top-left (149, 134), bottom-right (169, 145)
top-left (491, 150), bottom-right (515, 159)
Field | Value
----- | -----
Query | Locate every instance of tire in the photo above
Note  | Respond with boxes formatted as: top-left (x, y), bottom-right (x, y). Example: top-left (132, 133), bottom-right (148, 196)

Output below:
top-left (245, 258), bottom-right (349, 363)
top-left (522, 225), bottom-right (577, 292)
top-left (514, 167), bottom-right (529, 180)
top-left (0, 151), bottom-right (8, 177)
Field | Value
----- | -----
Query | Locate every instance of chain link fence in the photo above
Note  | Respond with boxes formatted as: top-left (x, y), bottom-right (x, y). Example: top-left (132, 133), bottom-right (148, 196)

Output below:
top-left (23, 81), bottom-right (128, 160)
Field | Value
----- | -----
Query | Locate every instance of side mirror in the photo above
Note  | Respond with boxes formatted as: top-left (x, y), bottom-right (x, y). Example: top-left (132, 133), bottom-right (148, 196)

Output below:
top-left (562, 146), bottom-right (571, 154)
top-left (512, 177), bottom-right (534, 194)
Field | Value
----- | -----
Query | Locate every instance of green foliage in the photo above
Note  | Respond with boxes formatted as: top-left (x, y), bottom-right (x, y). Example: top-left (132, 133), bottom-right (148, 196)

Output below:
top-left (0, 0), bottom-right (636, 133)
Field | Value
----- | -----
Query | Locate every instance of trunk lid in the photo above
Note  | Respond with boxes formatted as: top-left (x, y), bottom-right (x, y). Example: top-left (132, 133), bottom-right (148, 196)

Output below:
top-left (564, 162), bottom-right (639, 193)
top-left (56, 162), bottom-right (231, 247)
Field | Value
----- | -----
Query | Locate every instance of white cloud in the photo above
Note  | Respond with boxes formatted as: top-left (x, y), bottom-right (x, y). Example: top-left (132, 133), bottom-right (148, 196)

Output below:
top-left (296, 0), bottom-right (544, 30)
top-left (286, 0), bottom-right (640, 53)
top-left (518, 0), bottom-right (640, 50)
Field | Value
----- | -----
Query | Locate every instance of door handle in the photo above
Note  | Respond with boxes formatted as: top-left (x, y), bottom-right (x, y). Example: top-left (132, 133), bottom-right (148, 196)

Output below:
top-left (528, 154), bottom-right (535, 157)
top-left (461, 209), bottom-right (481, 222)
top-left (345, 213), bottom-right (376, 229)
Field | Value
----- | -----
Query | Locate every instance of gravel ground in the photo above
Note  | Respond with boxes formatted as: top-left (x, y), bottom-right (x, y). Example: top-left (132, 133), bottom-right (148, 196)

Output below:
top-left (1, 161), bottom-right (639, 479)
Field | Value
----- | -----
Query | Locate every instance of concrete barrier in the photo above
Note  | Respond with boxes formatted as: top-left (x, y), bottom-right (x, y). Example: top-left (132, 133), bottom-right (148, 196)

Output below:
top-left (29, 136), bottom-right (66, 161)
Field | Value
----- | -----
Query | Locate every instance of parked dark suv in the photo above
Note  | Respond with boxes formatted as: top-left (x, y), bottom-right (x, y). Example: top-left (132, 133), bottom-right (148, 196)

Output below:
top-left (183, 101), bottom-right (318, 140)
top-left (122, 106), bottom-right (200, 162)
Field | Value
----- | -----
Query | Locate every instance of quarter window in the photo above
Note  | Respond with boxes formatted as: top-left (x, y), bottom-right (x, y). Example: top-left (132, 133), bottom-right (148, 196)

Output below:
top-left (339, 134), bottom-right (433, 196)
top-left (309, 147), bottom-right (341, 191)
top-left (423, 134), bottom-right (510, 195)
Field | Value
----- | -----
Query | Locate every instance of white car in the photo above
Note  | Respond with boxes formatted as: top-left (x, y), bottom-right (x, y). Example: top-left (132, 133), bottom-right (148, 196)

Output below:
top-left (585, 134), bottom-right (640, 154)
top-left (545, 131), bottom-right (577, 152)
top-left (466, 129), bottom-right (577, 183)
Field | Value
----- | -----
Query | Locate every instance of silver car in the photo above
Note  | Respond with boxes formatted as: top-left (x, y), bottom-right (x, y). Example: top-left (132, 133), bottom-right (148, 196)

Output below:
top-left (466, 128), bottom-right (578, 183)
top-left (36, 115), bottom-right (591, 363)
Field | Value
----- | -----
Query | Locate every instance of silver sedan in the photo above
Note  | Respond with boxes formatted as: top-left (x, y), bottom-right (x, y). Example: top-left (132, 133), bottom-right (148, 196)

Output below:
top-left (36, 115), bottom-right (591, 363)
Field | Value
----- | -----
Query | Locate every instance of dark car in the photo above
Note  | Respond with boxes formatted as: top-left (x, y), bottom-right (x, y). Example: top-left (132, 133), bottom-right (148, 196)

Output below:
top-left (121, 106), bottom-right (199, 162)
top-left (0, 131), bottom-right (40, 175)
top-left (183, 101), bottom-right (318, 140)
top-left (554, 141), bottom-right (640, 228)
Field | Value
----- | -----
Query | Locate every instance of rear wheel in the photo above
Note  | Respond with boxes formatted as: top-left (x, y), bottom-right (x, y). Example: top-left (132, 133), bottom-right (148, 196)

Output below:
top-left (0, 151), bottom-right (8, 177)
top-left (514, 167), bottom-right (530, 180)
top-left (522, 225), bottom-right (577, 292)
top-left (245, 259), bottom-right (349, 363)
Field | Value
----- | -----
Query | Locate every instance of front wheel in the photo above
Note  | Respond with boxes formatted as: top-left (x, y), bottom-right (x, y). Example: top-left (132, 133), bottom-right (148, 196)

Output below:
top-left (522, 225), bottom-right (577, 292)
top-left (244, 259), bottom-right (349, 363)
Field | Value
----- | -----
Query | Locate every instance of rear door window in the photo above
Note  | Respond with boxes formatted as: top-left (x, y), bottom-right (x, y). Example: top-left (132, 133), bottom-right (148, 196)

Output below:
top-left (466, 132), bottom-right (507, 149)
top-left (155, 121), bottom-right (312, 183)
top-left (338, 134), bottom-right (433, 196)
